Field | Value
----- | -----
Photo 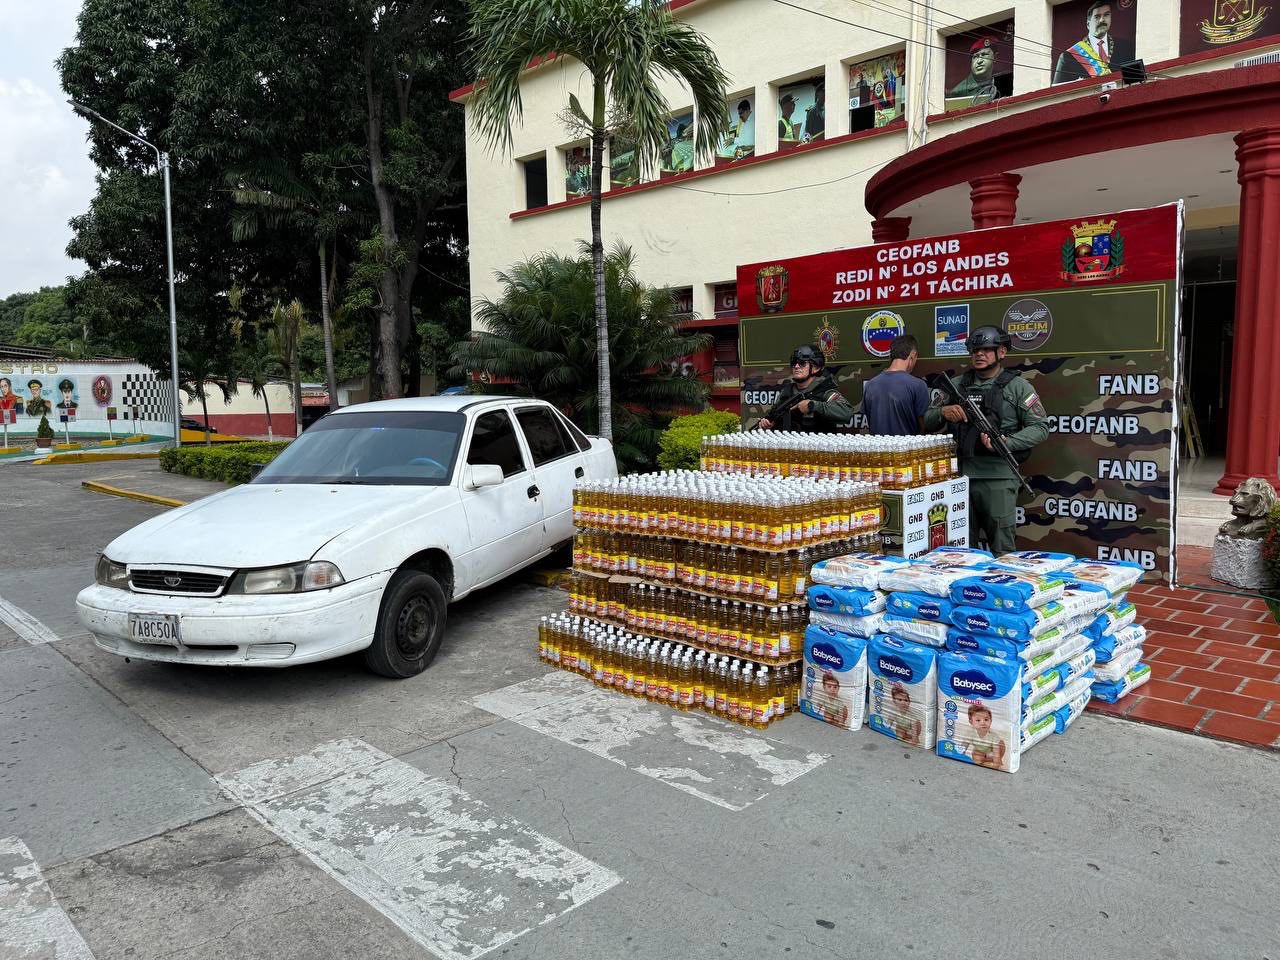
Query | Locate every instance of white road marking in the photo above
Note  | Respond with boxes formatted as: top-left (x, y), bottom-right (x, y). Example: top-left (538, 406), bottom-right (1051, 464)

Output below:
top-left (472, 672), bottom-right (828, 811)
top-left (0, 837), bottom-right (96, 959)
top-left (0, 596), bottom-right (59, 645)
top-left (216, 738), bottom-right (619, 960)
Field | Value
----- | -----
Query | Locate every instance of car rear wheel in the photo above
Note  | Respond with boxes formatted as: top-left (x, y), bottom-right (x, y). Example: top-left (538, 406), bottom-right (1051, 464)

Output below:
top-left (365, 569), bottom-right (447, 678)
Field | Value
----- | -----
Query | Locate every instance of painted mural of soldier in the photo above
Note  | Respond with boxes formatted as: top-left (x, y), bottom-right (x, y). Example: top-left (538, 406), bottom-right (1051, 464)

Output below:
top-left (25, 379), bottom-right (51, 418)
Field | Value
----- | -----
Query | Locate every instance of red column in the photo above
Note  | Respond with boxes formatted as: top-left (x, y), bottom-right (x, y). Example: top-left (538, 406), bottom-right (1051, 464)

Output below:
top-left (969, 173), bottom-right (1022, 229)
top-left (871, 216), bottom-right (911, 243)
top-left (1215, 127), bottom-right (1280, 495)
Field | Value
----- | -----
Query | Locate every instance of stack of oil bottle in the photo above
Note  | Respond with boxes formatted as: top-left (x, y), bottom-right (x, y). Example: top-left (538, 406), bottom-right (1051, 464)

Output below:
top-left (700, 431), bottom-right (958, 490)
top-left (538, 614), bottom-right (800, 728)
top-left (537, 468), bottom-right (884, 727)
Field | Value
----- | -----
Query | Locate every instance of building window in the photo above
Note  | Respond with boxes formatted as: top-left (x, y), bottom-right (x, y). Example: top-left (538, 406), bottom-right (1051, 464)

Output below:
top-left (717, 94), bottom-right (755, 164)
top-left (523, 155), bottom-right (548, 210)
top-left (660, 110), bottom-right (695, 177)
top-left (1052, 0), bottom-right (1138, 84)
top-left (564, 145), bottom-right (591, 198)
top-left (610, 137), bottom-right (640, 189)
top-left (713, 282), bottom-right (738, 319)
top-left (777, 74), bottom-right (825, 150)
top-left (849, 50), bottom-right (906, 132)
top-left (944, 21), bottom-right (1014, 111)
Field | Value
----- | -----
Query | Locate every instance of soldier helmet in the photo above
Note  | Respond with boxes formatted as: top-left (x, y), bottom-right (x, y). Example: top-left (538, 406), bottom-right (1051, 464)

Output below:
top-left (965, 325), bottom-right (1011, 352)
top-left (790, 343), bottom-right (826, 371)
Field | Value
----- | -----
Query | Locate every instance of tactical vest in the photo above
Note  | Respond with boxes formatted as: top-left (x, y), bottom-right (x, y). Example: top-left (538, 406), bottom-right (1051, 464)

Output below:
top-left (955, 369), bottom-right (1032, 463)
top-left (779, 374), bottom-right (840, 432)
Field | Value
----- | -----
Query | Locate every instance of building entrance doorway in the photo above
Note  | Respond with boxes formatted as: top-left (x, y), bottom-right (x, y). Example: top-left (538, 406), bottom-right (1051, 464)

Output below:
top-left (1180, 226), bottom-right (1238, 456)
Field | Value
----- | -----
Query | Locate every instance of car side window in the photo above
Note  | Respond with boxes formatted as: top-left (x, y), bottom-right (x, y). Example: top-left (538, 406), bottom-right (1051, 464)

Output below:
top-left (552, 410), bottom-right (588, 452)
top-left (467, 411), bottom-right (526, 478)
top-left (516, 407), bottom-right (574, 466)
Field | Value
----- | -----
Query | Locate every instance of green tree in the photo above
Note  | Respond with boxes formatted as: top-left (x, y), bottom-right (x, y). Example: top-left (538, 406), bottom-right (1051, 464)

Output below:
top-left (467, 0), bottom-right (728, 441)
top-left (269, 300), bottom-right (306, 436)
top-left (180, 346), bottom-right (236, 446)
top-left (451, 243), bottom-right (710, 472)
top-left (0, 292), bottom-right (38, 342)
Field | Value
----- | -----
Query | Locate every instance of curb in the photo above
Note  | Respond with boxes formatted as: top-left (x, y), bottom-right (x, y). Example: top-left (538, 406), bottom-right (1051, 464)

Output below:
top-left (81, 480), bottom-right (187, 509)
top-left (33, 451), bottom-right (162, 465)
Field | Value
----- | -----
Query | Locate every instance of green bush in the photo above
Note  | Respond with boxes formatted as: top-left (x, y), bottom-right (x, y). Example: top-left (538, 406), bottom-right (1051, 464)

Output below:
top-left (656, 409), bottom-right (741, 471)
top-left (1264, 504), bottom-right (1280, 616)
top-left (160, 441), bottom-right (288, 484)
top-left (36, 415), bottom-right (55, 440)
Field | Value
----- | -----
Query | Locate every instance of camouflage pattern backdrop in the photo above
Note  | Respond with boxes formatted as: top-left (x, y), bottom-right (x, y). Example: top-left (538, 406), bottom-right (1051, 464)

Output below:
top-left (736, 204), bottom-right (1183, 582)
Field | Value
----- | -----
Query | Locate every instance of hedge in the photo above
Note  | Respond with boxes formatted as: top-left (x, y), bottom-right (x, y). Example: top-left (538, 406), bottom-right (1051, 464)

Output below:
top-left (656, 409), bottom-right (741, 471)
top-left (1264, 504), bottom-right (1280, 620)
top-left (159, 441), bottom-right (288, 485)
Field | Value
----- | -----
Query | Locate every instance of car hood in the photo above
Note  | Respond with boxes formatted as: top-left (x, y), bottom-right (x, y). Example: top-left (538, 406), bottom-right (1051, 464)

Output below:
top-left (105, 483), bottom-right (455, 568)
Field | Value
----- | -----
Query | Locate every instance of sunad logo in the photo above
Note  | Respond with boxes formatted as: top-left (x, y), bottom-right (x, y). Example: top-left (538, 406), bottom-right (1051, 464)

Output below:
top-left (811, 643), bottom-right (844, 669)
top-left (951, 670), bottom-right (996, 696)
top-left (877, 655), bottom-right (914, 682)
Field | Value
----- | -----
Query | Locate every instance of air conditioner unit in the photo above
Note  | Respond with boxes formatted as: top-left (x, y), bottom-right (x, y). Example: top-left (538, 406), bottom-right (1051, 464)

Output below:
top-left (1236, 51), bottom-right (1280, 67)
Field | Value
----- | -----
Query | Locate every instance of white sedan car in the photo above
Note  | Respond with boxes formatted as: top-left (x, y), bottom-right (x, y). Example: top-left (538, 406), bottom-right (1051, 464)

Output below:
top-left (76, 396), bottom-right (616, 677)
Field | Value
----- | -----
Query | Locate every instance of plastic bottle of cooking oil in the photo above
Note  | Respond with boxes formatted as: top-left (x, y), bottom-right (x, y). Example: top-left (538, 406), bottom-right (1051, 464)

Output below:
top-left (753, 667), bottom-right (772, 728)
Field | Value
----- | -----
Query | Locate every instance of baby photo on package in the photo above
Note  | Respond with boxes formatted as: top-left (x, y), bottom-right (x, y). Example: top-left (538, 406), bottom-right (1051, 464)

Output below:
top-left (991, 550), bottom-right (1075, 574)
top-left (920, 546), bottom-right (994, 567)
top-left (867, 635), bottom-right (938, 749)
top-left (937, 650), bottom-right (1023, 773)
top-left (1061, 558), bottom-right (1144, 596)
top-left (810, 553), bottom-right (909, 591)
top-left (800, 624), bottom-right (869, 731)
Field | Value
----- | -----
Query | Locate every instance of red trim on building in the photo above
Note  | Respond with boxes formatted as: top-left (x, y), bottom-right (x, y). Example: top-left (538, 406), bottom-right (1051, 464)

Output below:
top-left (510, 121), bottom-right (907, 220)
top-left (866, 64), bottom-right (1280, 219)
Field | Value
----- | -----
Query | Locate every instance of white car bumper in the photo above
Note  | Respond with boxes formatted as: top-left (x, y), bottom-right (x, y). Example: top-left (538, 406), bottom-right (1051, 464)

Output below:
top-left (75, 571), bottom-right (393, 667)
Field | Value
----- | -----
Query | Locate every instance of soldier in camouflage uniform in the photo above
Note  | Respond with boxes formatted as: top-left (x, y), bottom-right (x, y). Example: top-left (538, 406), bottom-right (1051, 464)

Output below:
top-left (923, 326), bottom-right (1049, 553)
top-left (759, 344), bottom-right (854, 432)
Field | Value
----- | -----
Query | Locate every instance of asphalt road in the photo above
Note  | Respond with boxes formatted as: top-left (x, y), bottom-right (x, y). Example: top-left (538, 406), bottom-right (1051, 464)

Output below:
top-left (2, 461), bottom-right (1277, 960)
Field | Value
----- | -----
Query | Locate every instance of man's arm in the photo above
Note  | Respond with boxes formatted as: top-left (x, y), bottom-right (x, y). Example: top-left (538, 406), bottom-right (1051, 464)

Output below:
top-left (812, 388), bottom-right (854, 426)
top-left (1005, 379), bottom-right (1050, 452)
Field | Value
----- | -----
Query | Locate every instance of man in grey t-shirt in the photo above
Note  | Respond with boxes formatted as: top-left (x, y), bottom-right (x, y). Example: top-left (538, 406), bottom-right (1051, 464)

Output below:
top-left (861, 334), bottom-right (929, 435)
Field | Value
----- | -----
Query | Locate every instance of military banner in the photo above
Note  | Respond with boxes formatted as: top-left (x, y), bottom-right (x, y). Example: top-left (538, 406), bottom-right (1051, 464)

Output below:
top-left (736, 203), bottom-right (1183, 581)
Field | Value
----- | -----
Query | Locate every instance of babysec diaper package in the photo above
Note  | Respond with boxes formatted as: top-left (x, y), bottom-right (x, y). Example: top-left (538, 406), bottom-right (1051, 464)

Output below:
top-left (808, 609), bottom-right (884, 639)
top-left (948, 600), bottom-right (1067, 641)
top-left (1061, 558), bottom-right (1145, 596)
top-left (800, 625), bottom-right (869, 731)
top-left (1021, 712), bottom-right (1058, 752)
top-left (886, 591), bottom-right (954, 625)
top-left (880, 562), bottom-right (989, 598)
top-left (991, 550), bottom-right (1075, 575)
top-left (1054, 690), bottom-right (1091, 733)
top-left (1092, 623), bottom-right (1147, 663)
top-left (880, 613), bottom-right (950, 648)
top-left (936, 650), bottom-right (1023, 773)
top-left (807, 584), bottom-right (887, 617)
top-left (1092, 663), bottom-right (1152, 703)
top-left (920, 546), bottom-right (994, 567)
top-left (1022, 674), bottom-right (1093, 730)
top-left (950, 571), bottom-right (1065, 611)
top-left (867, 635), bottom-right (938, 749)
top-left (810, 553), bottom-right (909, 591)
top-left (1084, 601), bottom-right (1138, 643)
top-left (946, 625), bottom-right (1071, 663)
top-left (1058, 581), bottom-right (1113, 622)
top-left (1092, 646), bottom-right (1143, 684)
top-left (1056, 647), bottom-right (1098, 688)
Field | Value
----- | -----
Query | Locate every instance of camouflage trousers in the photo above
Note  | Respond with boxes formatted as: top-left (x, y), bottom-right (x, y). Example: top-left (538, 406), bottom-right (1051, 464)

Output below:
top-left (968, 477), bottom-right (1020, 555)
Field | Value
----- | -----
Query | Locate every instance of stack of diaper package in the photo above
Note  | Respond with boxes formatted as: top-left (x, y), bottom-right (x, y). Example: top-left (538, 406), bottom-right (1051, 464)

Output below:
top-left (803, 546), bottom-right (1153, 773)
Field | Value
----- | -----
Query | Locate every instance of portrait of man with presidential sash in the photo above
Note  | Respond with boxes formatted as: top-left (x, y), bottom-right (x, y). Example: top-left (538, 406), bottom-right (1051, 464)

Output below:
top-left (1052, 0), bottom-right (1137, 84)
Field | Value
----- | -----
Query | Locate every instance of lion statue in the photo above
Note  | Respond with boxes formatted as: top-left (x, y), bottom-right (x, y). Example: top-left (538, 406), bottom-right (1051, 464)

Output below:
top-left (1219, 477), bottom-right (1277, 540)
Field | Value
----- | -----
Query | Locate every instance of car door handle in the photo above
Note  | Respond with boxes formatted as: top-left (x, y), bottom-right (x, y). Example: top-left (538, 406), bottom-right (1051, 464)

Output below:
top-left (574, 466), bottom-right (584, 478)
top-left (527, 484), bottom-right (540, 499)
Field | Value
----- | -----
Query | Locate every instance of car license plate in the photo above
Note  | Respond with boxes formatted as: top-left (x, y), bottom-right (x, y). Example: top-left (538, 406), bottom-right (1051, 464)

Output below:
top-left (129, 613), bottom-right (181, 646)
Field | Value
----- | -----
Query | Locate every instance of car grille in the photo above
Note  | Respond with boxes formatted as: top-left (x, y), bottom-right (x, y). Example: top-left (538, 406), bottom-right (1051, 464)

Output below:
top-left (130, 569), bottom-right (229, 597)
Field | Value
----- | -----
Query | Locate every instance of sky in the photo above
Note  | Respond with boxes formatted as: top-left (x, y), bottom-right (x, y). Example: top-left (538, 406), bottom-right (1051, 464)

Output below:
top-left (0, 0), bottom-right (96, 298)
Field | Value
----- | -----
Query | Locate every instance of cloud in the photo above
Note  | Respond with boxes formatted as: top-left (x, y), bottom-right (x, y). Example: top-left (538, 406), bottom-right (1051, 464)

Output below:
top-left (0, 0), bottom-right (97, 297)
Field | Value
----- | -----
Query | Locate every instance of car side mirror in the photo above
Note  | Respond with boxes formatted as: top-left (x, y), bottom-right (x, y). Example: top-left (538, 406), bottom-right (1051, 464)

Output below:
top-left (465, 464), bottom-right (504, 489)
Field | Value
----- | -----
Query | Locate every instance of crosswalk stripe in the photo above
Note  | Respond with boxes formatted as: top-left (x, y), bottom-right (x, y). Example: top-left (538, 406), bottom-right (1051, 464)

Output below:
top-left (0, 596), bottom-right (59, 644)
top-left (216, 738), bottom-right (620, 960)
top-left (0, 837), bottom-right (96, 959)
top-left (472, 672), bottom-right (829, 811)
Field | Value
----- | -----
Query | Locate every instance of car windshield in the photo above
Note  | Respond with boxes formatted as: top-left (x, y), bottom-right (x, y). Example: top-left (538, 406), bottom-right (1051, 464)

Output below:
top-left (254, 410), bottom-right (464, 485)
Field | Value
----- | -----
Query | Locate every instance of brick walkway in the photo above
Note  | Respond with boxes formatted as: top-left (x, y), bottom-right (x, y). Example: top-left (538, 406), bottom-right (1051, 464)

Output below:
top-left (1086, 548), bottom-right (1280, 749)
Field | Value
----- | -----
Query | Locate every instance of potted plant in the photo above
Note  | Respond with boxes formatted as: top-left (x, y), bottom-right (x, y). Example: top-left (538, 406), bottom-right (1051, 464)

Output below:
top-left (35, 415), bottom-right (55, 449)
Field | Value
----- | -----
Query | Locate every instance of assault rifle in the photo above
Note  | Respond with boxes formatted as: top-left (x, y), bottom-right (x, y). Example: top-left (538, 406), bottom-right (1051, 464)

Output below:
top-left (752, 385), bottom-right (815, 431)
top-left (940, 372), bottom-right (1034, 497)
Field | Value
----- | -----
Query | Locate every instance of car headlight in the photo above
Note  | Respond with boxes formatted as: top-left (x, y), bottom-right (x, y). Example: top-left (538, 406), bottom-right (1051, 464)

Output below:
top-left (227, 561), bottom-right (345, 595)
top-left (95, 554), bottom-right (129, 590)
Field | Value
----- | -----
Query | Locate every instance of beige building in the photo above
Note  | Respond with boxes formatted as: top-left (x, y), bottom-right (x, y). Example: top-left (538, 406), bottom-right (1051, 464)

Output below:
top-left (451, 0), bottom-right (1280, 488)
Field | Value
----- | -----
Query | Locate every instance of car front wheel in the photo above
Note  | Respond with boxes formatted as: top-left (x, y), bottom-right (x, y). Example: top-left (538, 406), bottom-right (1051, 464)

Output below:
top-left (365, 569), bottom-right (447, 678)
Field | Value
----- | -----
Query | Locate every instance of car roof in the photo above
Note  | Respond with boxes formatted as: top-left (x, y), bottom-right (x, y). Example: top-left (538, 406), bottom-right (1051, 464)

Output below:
top-left (332, 394), bottom-right (535, 415)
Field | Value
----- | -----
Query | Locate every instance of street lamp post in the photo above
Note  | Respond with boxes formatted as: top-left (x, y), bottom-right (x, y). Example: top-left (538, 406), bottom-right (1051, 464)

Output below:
top-left (69, 100), bottom-right (183, 449)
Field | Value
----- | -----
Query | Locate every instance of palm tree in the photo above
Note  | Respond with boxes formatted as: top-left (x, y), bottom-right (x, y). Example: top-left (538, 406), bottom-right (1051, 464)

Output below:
top-left (451, 243), bottom-right (710, 472)
top-left (467, 0), bottom-right (729, 442)
top-left (237, 335), bottom-right (281, 440)
top-left (269, 300), bottom-right (306, 437)
top-left (179, 349), bottom-right (235, 446)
